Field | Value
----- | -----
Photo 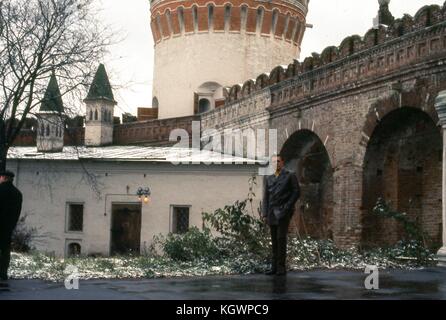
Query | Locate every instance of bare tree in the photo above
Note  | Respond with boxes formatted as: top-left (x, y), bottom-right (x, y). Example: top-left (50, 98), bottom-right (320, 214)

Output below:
top-left (0, 0), bottom-right (113, 171)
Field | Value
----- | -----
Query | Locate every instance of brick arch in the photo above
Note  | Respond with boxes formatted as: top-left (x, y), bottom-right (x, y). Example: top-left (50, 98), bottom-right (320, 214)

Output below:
top-left (277, 121), bottom-right (334, 168)
top-left (279, 128), bottom-right (335, 239)
top-left (360, 105), bottom-right (443, 247)
top-left (360, 86), bottom-right (440, 151)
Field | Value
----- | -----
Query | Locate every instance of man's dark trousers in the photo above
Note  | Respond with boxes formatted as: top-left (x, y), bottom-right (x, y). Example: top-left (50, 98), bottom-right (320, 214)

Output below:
top-left (270, 216), bottom-right (291, 274)
top-left (0, 180), bottom-right (23, 280)
top-left (262, 169), bottom-right (300, 274)
top-left (0, 234), bottom-right (12, 280)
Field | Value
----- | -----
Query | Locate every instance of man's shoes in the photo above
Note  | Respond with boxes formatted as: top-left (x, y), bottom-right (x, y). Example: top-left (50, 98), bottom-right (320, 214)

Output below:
top-left (265, 269), bottom-right (277, 276)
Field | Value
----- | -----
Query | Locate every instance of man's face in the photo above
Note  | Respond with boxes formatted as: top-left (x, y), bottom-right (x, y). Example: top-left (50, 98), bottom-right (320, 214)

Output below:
top-left (273, 156), bottom-right (285, 171)
top-left (0, 175), bottom-right (7, 184)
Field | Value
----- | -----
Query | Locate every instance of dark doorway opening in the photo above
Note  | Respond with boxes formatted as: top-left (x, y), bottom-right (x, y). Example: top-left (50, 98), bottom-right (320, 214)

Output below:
top-left (361, 107), bottom-right (442, 248)
top-left (111, 203), bottom-right (142, 255)
top-left (281, 129), bottom-right (334, 240)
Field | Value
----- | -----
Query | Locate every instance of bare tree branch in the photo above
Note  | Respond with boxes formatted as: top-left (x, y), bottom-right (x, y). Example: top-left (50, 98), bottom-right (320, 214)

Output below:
top-left (0, 0), bottom-right (115, 170)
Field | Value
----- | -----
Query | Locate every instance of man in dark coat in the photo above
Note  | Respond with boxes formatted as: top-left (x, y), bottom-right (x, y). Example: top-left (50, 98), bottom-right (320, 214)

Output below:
top-left (0, 170), bottom-right (23, 281)
top-left (262, 155), bottom-right (300, 276)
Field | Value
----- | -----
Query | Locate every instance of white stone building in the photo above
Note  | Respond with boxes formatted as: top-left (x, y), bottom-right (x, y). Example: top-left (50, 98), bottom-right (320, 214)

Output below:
top-left (7, 64), bottom-right (263, 258)
top-left (7, 146), bottom-right (261, 257)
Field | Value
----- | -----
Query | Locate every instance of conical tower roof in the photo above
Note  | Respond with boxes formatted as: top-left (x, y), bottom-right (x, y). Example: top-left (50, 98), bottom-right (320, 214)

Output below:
top-left (40, 72), bottom-right (64, 113)
top-left (85, 64), bottom-right (116, 103)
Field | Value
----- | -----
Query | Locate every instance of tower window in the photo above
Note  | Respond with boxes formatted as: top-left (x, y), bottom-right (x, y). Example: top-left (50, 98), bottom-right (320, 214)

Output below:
top-left (224, 5), bottom-right (231, 31)
top-left (40, 124), bottom-right (45, 136)
top-left (199, 98), bottom-right (211, 113)
top-left (208, 5), bottom-right (214, 30)
top-left (94, 109), bottom-right (98, 121)
top-left (89, 110), bottom-right (93, 121)
top-left (166, 10), bottom-right (173, 36)
top-left (271, 10), bottom-right (279, 34)
top-left (152, 97), bottom-right (159, 109)
top-left (240, 5), bottom-right (248, 30)
top-left (156, 15), bottom-right (163, 37)
top-left (178, 7), bottom-right (185, 33)
top-left (192, 6), bottom-right (198, 32)
top-left (256, 7), bottom-right (264, 33)
top-left (46, 124), bottom-right (50, 136)
top-left (171, 206), bottom-right (190, 234)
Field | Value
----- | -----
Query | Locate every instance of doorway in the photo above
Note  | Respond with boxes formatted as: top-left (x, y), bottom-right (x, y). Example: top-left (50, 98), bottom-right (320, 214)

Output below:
top-left (111, 203), bottom-right (142, 255)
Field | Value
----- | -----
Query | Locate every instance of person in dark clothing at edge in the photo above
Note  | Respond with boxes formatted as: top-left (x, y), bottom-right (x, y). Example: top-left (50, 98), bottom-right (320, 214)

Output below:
top-left (262, 155), bottom-right (300, 276)
top-left (0, 170), bottom-right (23, 281)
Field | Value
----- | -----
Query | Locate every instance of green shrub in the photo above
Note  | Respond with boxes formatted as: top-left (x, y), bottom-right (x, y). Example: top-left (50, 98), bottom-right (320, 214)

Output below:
top-left (202, 199), bottom-right (270, 259)
top-left (159, 227), bottom-right (221, 262)
top-left (373, 198), bottom-right (435, 264)
top-left (11, 214), bottom-right (37, 253)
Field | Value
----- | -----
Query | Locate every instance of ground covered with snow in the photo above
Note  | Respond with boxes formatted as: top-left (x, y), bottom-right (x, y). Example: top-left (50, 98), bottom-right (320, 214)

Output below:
top-left (9, 238), bottom-right (435, 282)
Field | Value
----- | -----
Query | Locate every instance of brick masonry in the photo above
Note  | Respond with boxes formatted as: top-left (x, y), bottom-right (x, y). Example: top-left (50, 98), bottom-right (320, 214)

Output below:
top-left (202, 3), bottom-right (446, 248)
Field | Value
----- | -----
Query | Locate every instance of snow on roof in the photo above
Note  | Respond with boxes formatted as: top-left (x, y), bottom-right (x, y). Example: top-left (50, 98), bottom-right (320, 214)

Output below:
top-left (8, 146), bottom-right (264, 165)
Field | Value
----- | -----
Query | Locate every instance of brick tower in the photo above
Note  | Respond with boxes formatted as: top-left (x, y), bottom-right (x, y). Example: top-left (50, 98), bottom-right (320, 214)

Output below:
top-left (150, 0), bottom-right (310, 119)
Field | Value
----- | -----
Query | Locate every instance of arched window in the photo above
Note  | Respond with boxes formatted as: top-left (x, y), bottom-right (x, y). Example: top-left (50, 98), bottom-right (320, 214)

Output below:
top-left (156, 14), bottom-right (163, 37)
top-left (240, 5), bottom-right (248, 30)
top-left (68, 243), bottom-right (81, 257)
top-left (256, 7), bottom-right (264, 33)
top-left (56, 126), bottom-right (59, 137)
top-left (46, 124), bottom-right (50, 136)
top-left (177, 7), bottom-right (185, 33)
top-left (283, 13), bottom-right (291, 37)
top-left (208, 5), bottom-right (214, 31)
top-left (40, 124), bottom-right (45, 136)
top-left (152, 97), bottom-right (159, 108)
top-left (199, 98), bottom-right (211, 113)
top-left (224, 5), bottom-right (232, 31)
top-left (271, 10), bottom-right (279, 34)
top-left (94, 109), bottom-right (98, 121)
top-left (192, 6), bottom-right (198, 32)
top-left (89, 110), bottom-right (93, 121)
top-left (166, 10), bottom-right (173, 36)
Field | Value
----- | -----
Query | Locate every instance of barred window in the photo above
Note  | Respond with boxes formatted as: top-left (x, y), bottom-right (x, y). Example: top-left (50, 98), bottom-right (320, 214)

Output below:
top-left (67, 204), bottom-right (84, 232)
top-left (172, 206), bottom-right (190, 234)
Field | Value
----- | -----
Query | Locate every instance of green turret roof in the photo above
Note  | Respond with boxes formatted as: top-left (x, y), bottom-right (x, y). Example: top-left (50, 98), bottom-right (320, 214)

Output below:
top-left (40, 72), bottom-right (64, 113)
top-left (85, 64), bottom-right (116, 103)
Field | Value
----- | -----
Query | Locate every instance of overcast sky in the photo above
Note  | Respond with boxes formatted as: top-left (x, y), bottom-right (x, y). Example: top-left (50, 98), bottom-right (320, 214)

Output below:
top-left (96, 0), bottom-right (444, 116)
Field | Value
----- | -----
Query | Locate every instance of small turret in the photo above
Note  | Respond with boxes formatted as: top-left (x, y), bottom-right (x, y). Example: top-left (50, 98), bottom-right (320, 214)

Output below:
top-left (84, 64), bottom-right (117, 147)
top-left (36, 72), bottom-right (65, 152)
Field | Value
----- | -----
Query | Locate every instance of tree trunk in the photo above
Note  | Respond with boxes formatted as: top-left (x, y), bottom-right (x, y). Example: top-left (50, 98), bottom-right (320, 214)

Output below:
top-left (0, 146), bottom-right (7, 172)
top-left (0, 119), bottom-right (8, 171)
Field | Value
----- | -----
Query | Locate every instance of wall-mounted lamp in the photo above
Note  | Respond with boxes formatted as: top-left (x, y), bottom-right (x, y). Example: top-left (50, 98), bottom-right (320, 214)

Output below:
top-left (137, 187), bottom-right (151, 204)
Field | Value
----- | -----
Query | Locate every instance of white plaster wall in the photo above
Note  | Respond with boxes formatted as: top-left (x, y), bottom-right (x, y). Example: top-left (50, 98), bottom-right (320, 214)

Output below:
top-left (36, 115), bottom-right (64, 152)
top-left (85, 101), bottom-right (115, 146)
top-left (7, 160), bottom-right (262, 257)
top-left (153, 32), bottom-right (300, 119)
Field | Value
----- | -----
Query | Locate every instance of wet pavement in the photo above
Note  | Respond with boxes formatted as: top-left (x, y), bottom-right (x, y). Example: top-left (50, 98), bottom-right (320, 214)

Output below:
top-left (1, 268), bottom-right (446, 300)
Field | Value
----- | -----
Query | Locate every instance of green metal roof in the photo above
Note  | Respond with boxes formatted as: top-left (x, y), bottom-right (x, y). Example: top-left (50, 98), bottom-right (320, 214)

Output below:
top-left (85, 64), bottom-right (116, 103)
top-left (40, 73), bottom-right (64, 113)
